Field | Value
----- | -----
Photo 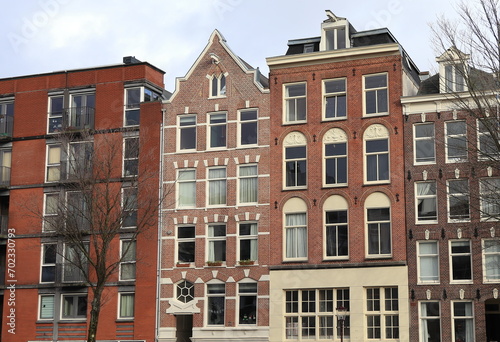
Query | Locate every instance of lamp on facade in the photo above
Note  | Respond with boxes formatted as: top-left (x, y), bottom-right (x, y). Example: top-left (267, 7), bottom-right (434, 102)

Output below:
top-left (336, 306), bottom-right (347, 342)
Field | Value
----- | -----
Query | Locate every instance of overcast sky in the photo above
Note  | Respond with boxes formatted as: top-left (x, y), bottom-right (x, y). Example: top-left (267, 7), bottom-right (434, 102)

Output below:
top-left (0, 0), bottom-right (463, 91)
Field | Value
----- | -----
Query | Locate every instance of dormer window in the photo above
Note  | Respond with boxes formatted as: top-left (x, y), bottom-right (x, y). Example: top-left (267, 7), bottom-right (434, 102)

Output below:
top-left (320, 11), bottom-right (351, 51)
top-left (325, 27), bottom-right (346, 50)
top-left (210, 74), bottom-right (226, 98)
top-left (436, 47), bottom-right (469, 93)
top-left (445, 64), bottom-right (465, 92)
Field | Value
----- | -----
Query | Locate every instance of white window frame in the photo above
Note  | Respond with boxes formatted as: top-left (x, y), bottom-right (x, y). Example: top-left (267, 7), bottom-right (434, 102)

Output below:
top-left (417, 241), bottom-right (439, 284)
top-left (39, 294), bottom-right (55, 320)
top-left (62, 243), bottom-right (88, 283)
top-left (123, 136), bottom-right (139, 177)
top-left (207, 112), bottom-right (227, 149)
top-left (363, 73), bottom-right (388, 116)
top-left (119, 240), bottom-right (136, 281)
top-left (177, 225), bottom-right (196, 264)
top-left (43, 192), bottom-right (59, 232)
top-left (324, 26), bottom-right (348, 50)
top-left (482, 239), bottom-right (500, 283)
top-left (238, 109), bottom-right (258, 146)
top-left (419, 301), bottom-right (441, 342)
top-left (124, 86), bottom-right (160, 127)
top-left (40, 243), bottom-right (57, 283)
top-left (415, 181), bottom-right (438, 224)
top-left (480, 178), bottom-right (500, 221)
top-left (48, 94), bottom-right (64, 133)
top-left (122, 187), bottom-right (138, 228)
top-left (238, 164), bottom-right (258, 205)
top-left (178, 114), bottom-right (197, 151)
top-left (449, 240), bottom-right (472, 284)
top-left (447, 179), bottom-right (470, 222)
top-left (46, 143), bottom-right (62, 182)
top-left (118, 292), bottom-right (135, 319)
top-left (365, 193), bottom-right (392, 258)
top-left (364, 125), bottom-right (390, 184)
top-left (283, 82), bottom-right (307, 124)
top-left (445, 120), bottom-right (467, 162)
top-left (414, 123), bottom-right (436, 164)
top-left (324, 195), bottom-right (349, 260)
top-left (323, 128), bottom-right (347, 187)
top-left (207, 166), bottom-right (227, 206)
top-left (207, 224), bottom-right (226, 263)
top-left (69, 92), bottom-right (95, 130)
top-left (444, 64), bottom-right (466, 92)
top-left (238, 222), bottom-right (258, 262)
top-left (177, 169), bottom-right (196, 208)
top-left (206, 282), bottom-right (225, 326)
top-left (284, 212), bottom-right (308, 261)
top-left (477, 118), bottom-right (499, 160)
top-left (451, 301), bottom-right (474, 342)
top-left (237, 281), bottom-right (258, 326)
top-left (366, 287), bottom-right (399, 340)
top-left (209, 73), bottom-right (227, 98)
top-left (284, 288), bottom-right (350, 340)
top-left (60, 293), bottom-right (87, 320)
top-left (323, 78), bottom-right (347, 120)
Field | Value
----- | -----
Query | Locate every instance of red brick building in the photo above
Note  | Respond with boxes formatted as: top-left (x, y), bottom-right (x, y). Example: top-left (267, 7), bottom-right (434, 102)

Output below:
top-left (158, 30), bottom-right (270, 342)
top-left (402, 48), bottom-right (500, 342)
top-left (266, 11), bottom-right (420, 341)
top-left (0, 58), bottom-right (165, 341)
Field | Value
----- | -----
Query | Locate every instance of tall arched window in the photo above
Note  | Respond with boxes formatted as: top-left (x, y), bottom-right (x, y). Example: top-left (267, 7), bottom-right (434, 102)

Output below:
top-left (283, 197), bottom-right (308, 260)
top-left (323, 128), bottom-right (347, 186)
top-left (365, 192), bottom-right (391, 257)
top-left (283, 132), bottom-right (307, 189)
top-left (364, 124), bottom-right (390, 183)
top-left (324, 195), bottom-right (348, 259)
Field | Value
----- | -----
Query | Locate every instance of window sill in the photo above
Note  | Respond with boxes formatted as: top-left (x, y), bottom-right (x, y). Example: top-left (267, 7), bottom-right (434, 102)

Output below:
top-left (365, 255), bottom-right (392, 260)
top-left (323, 183), bottom-right (348, 188)
top-left (362, 112), bottom-right (389, 118)
top-left (415, 220), bottom-right (438, 225)
top-left (321, 117), bottom-right (347, 122)
top-left (282, 121), bottom-right (307, 126)
top-left (116, 318), bottom-right (134, 322)
top-left (450, 280), bottom-right (473, 285)
top-left (447, 219), bottom-right (471, 223)
top-left (208, 95), bottom-right (227, 100)
top-left (283, 186), bottom-right (307, 191)
top-left (414, 161), bottom-right (437, 166)
top-left (417, 281), bottom-right (440, 285)
top-left (363, 180), bottom-right (390, 186)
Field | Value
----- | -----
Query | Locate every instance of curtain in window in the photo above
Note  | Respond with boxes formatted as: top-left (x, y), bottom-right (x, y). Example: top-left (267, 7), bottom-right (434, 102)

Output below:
top-left (417, 182), bottom-right (436, 218)
top-left (286, 213), bottom-right (307, 258)
top-left (240, 166), bottom-right (257, 203)
top-left (179, 180), bottom-right (196, 206)
top-left (419, 243), bottom-right (438, 281)
top-left (209, 168), bottom-right (226, 205)
top-left (120, 294), bottom-right (134, 317)
top-left (248, 223), bottom-right (258, 259)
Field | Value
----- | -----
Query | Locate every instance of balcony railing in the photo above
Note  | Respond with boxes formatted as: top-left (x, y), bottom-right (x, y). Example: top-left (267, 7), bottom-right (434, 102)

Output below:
top-left (0, 115), bottom-right (13, 138)
top-left (48, 106), bottom-right (95, 133)
top-left (61, 263), bottom-right (87, 283)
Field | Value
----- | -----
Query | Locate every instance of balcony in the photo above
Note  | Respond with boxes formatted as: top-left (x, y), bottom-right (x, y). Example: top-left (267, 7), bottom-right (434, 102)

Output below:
top-left (48, 106), bottom-right (95, 133)
top-left (61, 263), bottom-right (87, 283)
top-left (0, 115), bottom-right (13, 138)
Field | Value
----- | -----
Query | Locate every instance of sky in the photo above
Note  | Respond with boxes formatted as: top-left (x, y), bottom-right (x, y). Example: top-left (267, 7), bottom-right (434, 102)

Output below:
top-left (0, 0), bottom-right (464, 91)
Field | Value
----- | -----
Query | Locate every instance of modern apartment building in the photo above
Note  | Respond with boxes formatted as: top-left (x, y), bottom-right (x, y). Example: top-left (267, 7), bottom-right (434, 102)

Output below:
top-left (402, 47), bottom-right (500, 342)
top-left (0, 58), bottom-right (165, 341)
top-left (266, 11), bottom-right (420, 342)
top-left (157, 30), bottom-right (270, 342)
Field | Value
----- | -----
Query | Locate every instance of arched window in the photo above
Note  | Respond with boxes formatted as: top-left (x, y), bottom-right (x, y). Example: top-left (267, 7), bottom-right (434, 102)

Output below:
top-left (324, 195), bottom-right (348, 259)
top-left (283, 132), bottom-right (307, 189)
top-left (283, 197), bottom-right (307, 260)
top-left (323, 128), bottom-right (347, 186)
top-left (365, 192), bottom-right (391, 257)
top-left (210, 74), bottom-right (226, 98)
top-left (364, 124), bottom-right (389, 183)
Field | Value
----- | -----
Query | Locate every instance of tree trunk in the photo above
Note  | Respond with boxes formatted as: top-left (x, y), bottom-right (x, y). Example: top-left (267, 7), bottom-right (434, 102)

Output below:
top-left (87, 285), bottom-right (103, 342)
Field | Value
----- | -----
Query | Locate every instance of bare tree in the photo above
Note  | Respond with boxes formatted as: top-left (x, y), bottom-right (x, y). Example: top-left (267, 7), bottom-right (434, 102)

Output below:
top-left (41, 130), bottom-right (161, 342)
top-left (430, 0), bottom-right (500, 223)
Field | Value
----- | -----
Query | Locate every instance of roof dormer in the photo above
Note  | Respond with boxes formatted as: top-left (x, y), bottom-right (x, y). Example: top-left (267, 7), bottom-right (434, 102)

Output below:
top-left (436, 47), bottom-right (470, 93)
top-left (320, 10), bottom-right (352, 51)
